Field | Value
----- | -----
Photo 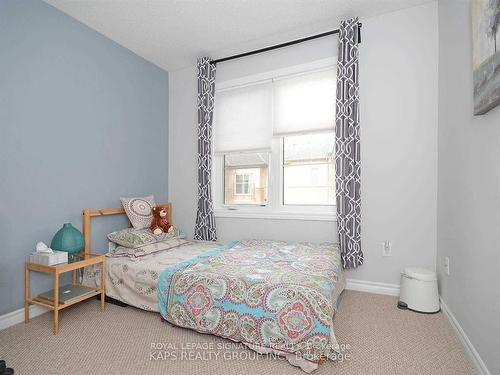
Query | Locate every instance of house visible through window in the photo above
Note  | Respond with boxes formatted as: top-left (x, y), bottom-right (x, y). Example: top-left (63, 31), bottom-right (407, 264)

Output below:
top-left (224, 153), bottom-right (269, 205)
top-left (213, 60), bottom-right (336, 218)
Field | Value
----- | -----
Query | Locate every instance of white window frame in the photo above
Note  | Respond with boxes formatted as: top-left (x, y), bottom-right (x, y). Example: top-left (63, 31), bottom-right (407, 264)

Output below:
top-left (213, 58), bottom-right (337, 222)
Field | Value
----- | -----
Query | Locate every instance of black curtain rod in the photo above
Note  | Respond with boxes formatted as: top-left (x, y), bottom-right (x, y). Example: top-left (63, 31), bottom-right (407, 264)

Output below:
top-left (210, 22), bottom-right (361, 65)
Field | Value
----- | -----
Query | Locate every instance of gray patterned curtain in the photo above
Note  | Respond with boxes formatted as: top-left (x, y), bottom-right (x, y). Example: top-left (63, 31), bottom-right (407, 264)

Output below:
top-left (335, 18), bottom-right (363, 269)
top-left (194, 57), bottom-right (217, 241)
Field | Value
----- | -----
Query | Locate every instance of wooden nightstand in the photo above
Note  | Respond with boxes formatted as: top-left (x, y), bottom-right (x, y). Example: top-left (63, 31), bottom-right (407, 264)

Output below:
top-left (24, 253), bottom-right (105, 334)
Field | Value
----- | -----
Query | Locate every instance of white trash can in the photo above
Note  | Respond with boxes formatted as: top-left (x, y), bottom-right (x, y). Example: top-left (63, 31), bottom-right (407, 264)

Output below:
top-left (398, 267), bottom-right (440, 314)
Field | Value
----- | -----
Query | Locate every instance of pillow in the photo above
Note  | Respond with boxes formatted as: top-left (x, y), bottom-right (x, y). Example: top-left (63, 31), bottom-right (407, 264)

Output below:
top-left (107, 227), bottom-right (183, 249)
top-left (107, 238), bottom-right (189, 260)
top-left (120, 195), bottom-right (156, 229)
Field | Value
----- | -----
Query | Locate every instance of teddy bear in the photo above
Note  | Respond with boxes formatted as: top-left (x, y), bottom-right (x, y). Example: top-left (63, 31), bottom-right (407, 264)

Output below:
top-left (150, 205), bottom-right (173, 235)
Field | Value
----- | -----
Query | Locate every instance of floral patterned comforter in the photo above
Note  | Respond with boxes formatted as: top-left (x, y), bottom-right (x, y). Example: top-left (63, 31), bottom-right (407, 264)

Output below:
top-left (157, 240), bottom-right (345, 371)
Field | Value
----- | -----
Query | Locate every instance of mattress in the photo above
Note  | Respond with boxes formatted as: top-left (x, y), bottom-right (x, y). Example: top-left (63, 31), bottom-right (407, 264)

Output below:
top-left (82, 240), bottom-right (223, 311)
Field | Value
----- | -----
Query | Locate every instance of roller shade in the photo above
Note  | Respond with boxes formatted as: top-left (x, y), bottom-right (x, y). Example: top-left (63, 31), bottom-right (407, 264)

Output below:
top-left (214, 81), bottom-right (273, 154)
top-left (273, 68), bottom-right (336, 136)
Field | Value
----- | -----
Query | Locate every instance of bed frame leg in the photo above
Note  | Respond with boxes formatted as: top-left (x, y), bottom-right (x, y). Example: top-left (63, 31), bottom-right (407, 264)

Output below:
top-left (96, 295), bottom-right (128, 307)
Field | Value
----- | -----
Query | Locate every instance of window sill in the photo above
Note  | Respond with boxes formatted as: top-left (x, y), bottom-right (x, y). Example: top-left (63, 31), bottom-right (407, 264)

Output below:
top-left (214, 209), bottom-right (336, 222)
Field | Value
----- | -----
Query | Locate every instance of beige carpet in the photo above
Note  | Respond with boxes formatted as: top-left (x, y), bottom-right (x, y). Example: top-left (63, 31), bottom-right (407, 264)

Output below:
top-left (0, 291), bottom-right (475, 375)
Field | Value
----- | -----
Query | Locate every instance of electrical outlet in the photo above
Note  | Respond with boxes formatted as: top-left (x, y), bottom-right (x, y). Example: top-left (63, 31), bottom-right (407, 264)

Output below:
top-left (382, 240), bottom-right (392, 257)
top-left (444, 256), bottom-right (450, 276)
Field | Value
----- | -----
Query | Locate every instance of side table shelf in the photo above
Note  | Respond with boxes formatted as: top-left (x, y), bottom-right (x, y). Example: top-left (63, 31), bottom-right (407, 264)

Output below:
top-left (24, 253), bottom-right (105, 334)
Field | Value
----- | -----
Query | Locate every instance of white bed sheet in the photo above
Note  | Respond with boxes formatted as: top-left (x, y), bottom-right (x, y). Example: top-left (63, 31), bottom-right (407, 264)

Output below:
top-left (82, 240), bottom-right (223, 311)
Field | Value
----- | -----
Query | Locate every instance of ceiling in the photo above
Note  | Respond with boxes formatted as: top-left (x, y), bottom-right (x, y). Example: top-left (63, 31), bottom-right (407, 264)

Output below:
top-left (45, 0), bottom-right (433, 72)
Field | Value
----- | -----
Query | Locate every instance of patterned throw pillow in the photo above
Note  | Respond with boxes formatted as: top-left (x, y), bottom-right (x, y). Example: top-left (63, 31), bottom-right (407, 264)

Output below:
top-left (120, 195), bottom-right (156, 229)
top-left (107, 238), bottom-right (190, 260)
top-left (107, 227), bottom-right (183, 249)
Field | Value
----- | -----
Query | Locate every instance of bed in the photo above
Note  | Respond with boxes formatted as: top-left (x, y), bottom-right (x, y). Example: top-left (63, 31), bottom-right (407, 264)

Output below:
top-left (81, 204), bottom-right (345, 373)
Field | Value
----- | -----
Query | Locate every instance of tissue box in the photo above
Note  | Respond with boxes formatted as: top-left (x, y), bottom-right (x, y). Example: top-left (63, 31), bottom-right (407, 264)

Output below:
top-left (29, 251), bottom-right (68, 266)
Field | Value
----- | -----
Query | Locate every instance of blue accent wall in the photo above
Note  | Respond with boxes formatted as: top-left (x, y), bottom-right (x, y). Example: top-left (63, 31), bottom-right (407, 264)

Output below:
top-left (0, 0), bottom-right (169, 315)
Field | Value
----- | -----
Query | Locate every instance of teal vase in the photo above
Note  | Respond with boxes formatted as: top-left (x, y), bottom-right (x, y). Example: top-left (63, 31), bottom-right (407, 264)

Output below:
top-left (51, 223), bottom-right (85, 255)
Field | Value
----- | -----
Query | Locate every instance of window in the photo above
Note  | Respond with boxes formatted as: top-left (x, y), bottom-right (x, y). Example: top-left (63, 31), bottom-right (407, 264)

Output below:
top-left (213, 59), bottom-right (336, 220)
top-left (224, 153), bottom-right (269, 205)
top-left (235, 174), bottom-right (251, 195)
top-left (283, 133), bottom-right (335, 206)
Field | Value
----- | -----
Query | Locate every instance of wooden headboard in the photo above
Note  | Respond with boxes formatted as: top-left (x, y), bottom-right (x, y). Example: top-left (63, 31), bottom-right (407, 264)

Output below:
top-left (82, 203), bottom-right (172, 256)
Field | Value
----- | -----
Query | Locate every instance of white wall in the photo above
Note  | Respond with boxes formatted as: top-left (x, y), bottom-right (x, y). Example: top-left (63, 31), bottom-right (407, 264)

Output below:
top-left (169, 2), bottom-right (438, 286)
top-left (438, 1), bottom-right (500, 373)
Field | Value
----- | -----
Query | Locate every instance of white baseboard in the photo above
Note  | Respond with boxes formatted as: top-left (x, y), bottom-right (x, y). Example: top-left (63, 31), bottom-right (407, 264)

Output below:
top-left (345, 278), bottom-right (400, 296)
top-left (440, 298), bottom-right (491, 375)
top-left (0, 305), bottom-right (49, 331)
